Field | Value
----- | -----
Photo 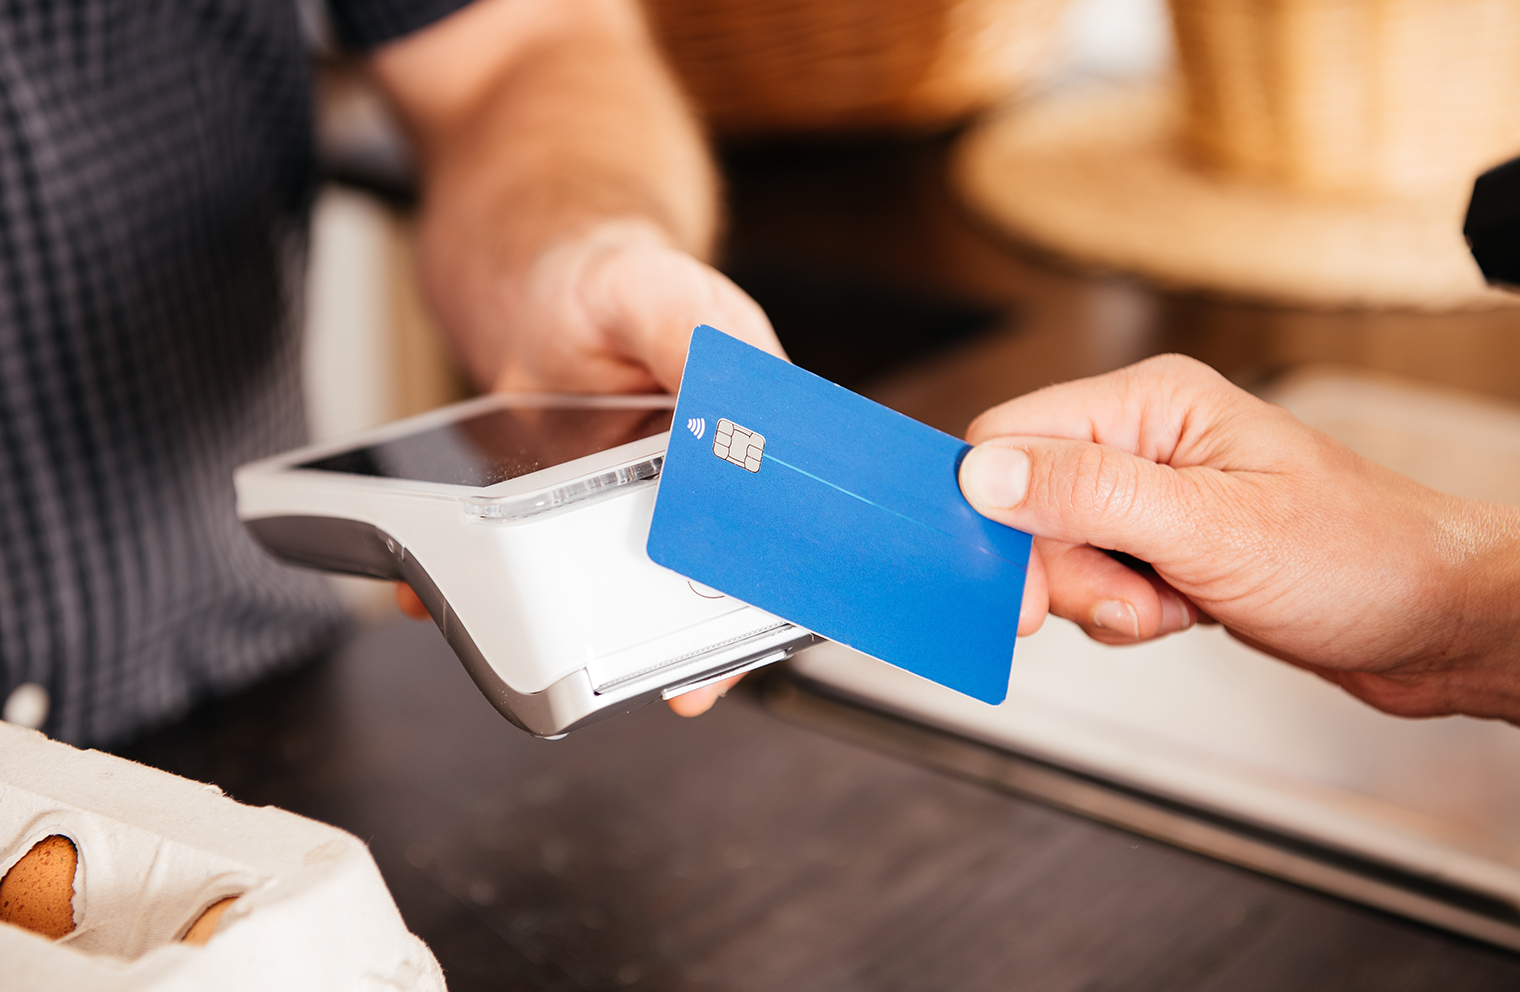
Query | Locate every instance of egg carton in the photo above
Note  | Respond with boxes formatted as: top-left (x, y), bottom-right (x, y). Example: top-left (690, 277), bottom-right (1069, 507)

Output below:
top-left (0, 721), bottom-right (444, 991)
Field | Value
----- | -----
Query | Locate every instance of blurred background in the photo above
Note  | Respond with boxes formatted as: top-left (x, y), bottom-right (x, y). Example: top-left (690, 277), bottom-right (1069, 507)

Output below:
top-left (301, 0), bottom-right (1174, 444)
top-left (305, 0), bottom-right (1520, 614)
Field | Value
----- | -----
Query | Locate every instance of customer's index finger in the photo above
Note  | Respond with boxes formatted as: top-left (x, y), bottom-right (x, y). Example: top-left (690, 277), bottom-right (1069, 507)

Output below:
top-left (965, 355), bottom-right (1248, 464)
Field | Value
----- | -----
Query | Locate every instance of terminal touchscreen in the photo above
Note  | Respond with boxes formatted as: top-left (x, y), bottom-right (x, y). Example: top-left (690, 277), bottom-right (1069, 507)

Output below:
top-left (298, 403), bottom-right (673, 488)
top-left (235, 393), bottom-right (814, 737)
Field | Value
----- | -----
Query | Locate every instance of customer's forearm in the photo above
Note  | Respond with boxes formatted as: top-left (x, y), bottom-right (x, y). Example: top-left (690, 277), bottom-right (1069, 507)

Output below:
top-left (1426, 497), bottom-right (1520, 722)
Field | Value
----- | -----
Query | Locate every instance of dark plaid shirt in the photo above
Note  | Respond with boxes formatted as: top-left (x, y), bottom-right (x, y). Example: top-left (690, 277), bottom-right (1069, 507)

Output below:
top-left (0, 0), bottom-right (465, 744)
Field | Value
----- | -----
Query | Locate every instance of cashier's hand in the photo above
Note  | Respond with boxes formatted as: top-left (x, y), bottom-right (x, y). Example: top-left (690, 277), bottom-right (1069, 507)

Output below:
top-left (393, 225), bottom-right (784, 707)
top-left (383, 0), bottom-right (785, 711)
top-left (460, 220), bottom-right (785, 395)
top-left (957, 354), bottom-right (1520, 724)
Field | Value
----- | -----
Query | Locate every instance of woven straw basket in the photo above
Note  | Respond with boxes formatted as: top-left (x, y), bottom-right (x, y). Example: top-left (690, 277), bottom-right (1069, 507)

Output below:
top-left (643, 0), bottom-right (1070, 135)
top-left (954, 0), bottom-right (1520, 309)
top-left (1172, 0), bottom-right (1520, 199)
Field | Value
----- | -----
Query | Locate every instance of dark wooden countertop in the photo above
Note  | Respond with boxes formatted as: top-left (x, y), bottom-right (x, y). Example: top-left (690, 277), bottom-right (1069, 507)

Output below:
top-left (119, 132), bottom-right (1520, 991)
top-left (119, 620), bottom-right (1520, 991)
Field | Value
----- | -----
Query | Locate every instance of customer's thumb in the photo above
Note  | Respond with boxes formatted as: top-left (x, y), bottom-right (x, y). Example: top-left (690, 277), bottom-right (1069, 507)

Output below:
top-left (959, 438), bottom-right (1183, 561)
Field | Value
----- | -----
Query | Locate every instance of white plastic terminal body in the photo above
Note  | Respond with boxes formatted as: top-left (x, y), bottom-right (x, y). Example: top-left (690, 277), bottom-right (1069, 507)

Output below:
top-left (234, 394), bottom-right (813, 736)
top-left (461, 455), bottom-right (664, 522)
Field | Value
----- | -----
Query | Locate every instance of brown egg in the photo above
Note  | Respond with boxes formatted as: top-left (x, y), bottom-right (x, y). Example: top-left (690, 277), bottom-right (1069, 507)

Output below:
top-left (181, 895), bottom-right (239, 945)
top-left (0, 835), bottom-right (78, 940)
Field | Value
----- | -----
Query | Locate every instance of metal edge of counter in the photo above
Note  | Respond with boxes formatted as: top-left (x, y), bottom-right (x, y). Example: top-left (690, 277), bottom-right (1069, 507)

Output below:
top-left (760, 665), bottom-right (1520, 955)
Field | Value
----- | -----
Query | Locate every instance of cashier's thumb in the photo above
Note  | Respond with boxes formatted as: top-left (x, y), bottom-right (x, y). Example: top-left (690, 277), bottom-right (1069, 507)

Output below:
top-left (959, 439), bottom-right (1180, 560)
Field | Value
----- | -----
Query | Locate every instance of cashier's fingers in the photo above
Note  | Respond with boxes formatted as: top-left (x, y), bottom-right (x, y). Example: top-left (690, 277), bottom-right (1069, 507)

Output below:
top-left (578, 234), bottom-right (786, 393)
top-left (396, 583), bottom-right (430, 621)
top-left (485, 225), bottom-right (785, 396)
top-left (665, 674), bottom-right (743, 717)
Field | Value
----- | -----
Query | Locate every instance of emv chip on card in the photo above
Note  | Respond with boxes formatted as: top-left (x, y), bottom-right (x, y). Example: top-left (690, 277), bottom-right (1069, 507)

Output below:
top-left (646, 325), bottom-right (1031, 704)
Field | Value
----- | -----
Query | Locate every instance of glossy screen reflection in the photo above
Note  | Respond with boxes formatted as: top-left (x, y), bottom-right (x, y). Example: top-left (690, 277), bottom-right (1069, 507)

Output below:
top-left (300, 405), bottom-right (674, 488)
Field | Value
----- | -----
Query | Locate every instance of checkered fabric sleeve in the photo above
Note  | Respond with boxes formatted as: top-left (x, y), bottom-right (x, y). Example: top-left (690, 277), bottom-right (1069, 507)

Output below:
top-left (0, 0), bottom-right (464, 746)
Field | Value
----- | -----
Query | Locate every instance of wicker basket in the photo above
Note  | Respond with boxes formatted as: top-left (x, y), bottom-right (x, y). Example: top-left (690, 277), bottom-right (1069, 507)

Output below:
top-left (1171, 0), bottom-right (1520, 198)
top-left (951, 0), bottom-right (1520, 310)
top-left (643, 0), bottom-right (1071, 136)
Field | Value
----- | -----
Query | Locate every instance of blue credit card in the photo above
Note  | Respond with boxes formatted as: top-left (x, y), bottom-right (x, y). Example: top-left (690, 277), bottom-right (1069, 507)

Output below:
top-left (646, 325), bottom-right (1031, 704)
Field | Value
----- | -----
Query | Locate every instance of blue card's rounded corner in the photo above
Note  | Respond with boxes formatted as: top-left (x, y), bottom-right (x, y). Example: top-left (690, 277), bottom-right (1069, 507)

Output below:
top-left (680, 324), bottom-right (720, 383)
top-left (643, 508), bottom-right (672, 567)
top-left (962, 672), bottom-right (1011, 707)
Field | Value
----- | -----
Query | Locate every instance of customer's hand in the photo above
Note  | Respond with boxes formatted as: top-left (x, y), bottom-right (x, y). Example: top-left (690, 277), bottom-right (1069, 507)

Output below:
top-left (958, 354), bottom-right (1520, 723)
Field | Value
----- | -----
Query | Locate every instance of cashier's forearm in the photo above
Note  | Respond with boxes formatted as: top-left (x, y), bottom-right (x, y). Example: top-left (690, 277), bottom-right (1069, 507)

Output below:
top-left (370, 0), bottom-right (719, 386)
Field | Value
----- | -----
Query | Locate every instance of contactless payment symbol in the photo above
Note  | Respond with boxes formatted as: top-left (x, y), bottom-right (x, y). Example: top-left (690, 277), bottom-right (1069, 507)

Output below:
top-left (712, 418), bottom-right (764, 472)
